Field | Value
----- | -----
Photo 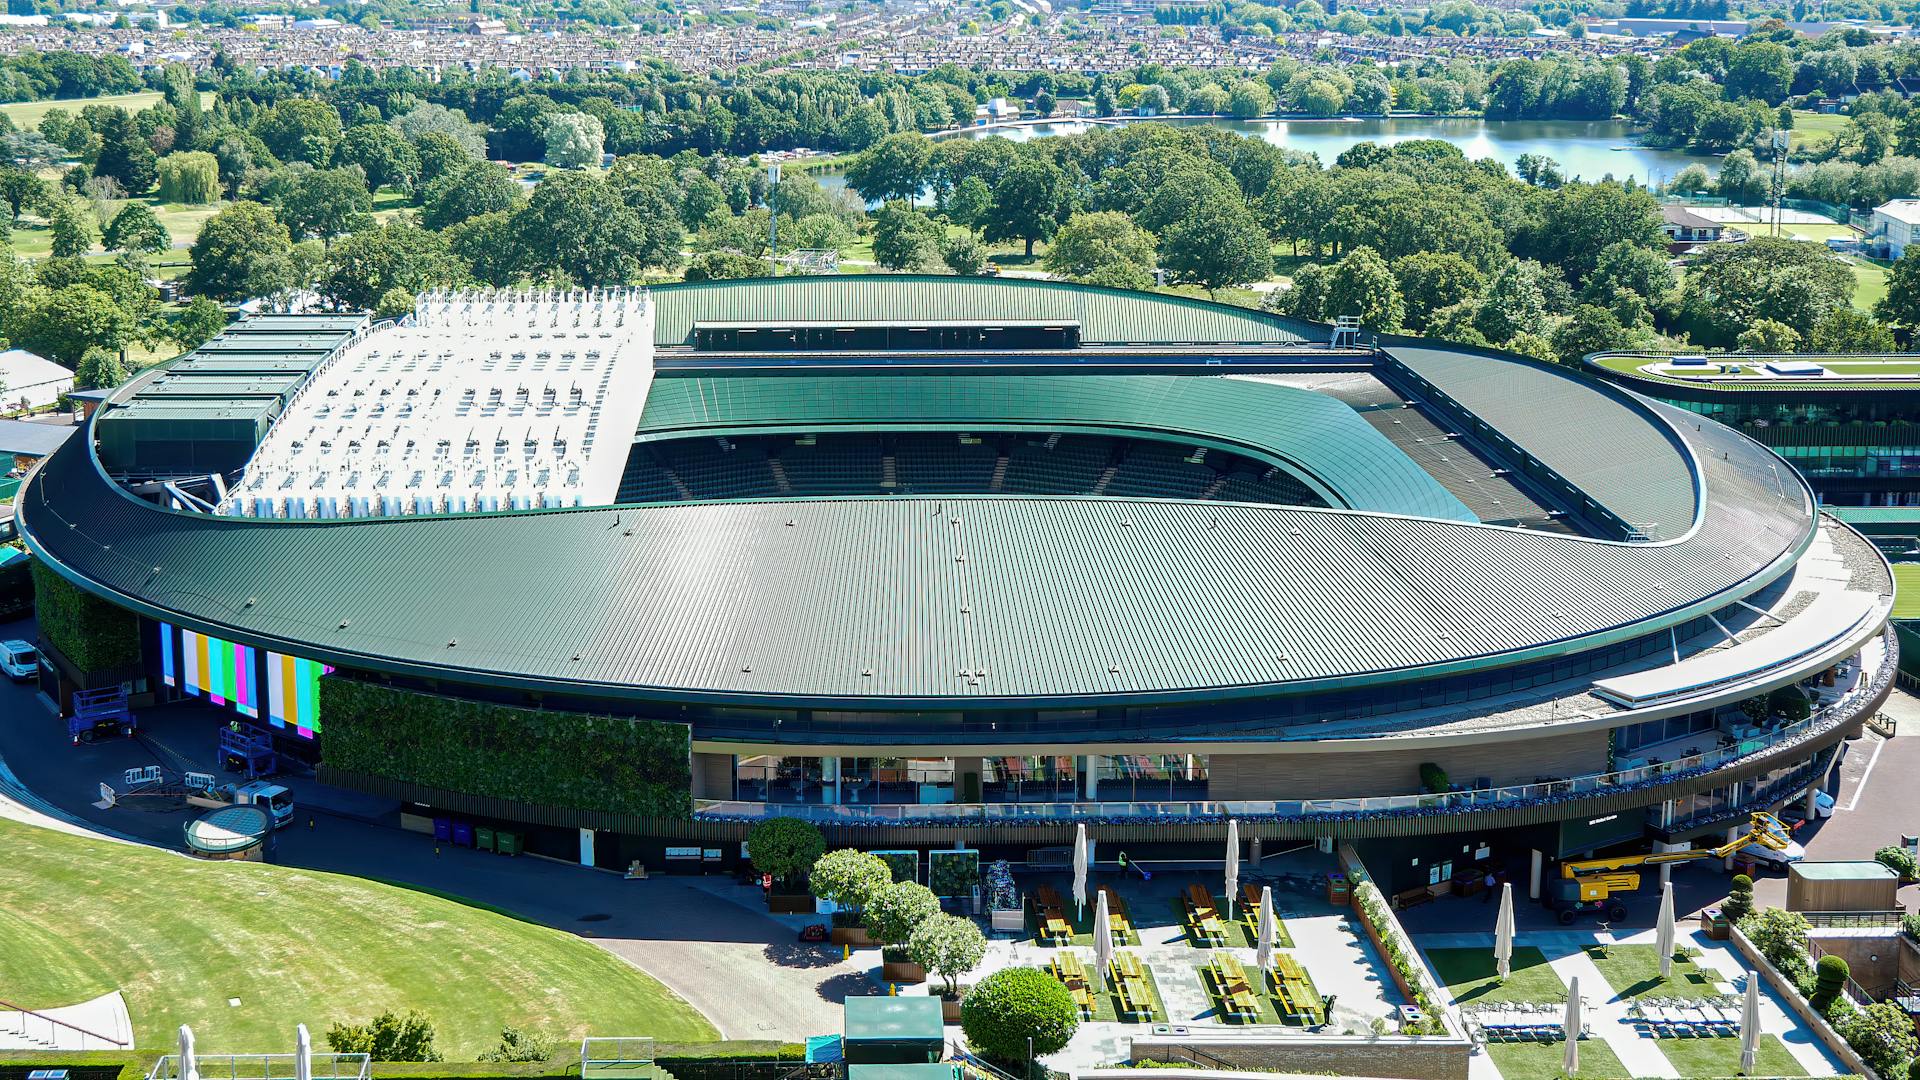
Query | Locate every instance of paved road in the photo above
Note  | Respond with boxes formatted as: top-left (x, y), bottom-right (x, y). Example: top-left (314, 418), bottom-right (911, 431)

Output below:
top-left (0, 615), bottom-right (866, 1041)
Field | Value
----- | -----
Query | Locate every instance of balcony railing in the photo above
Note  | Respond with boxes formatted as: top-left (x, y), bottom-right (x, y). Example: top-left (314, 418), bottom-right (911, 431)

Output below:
top-left (694, 645), bottom-right (1891, 826)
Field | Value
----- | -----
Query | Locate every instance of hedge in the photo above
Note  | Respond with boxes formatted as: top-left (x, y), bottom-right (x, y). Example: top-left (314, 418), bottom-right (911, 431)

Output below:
top-left (0, 1043), bottom-right (804, 1080)
top-left (30, 562), bottom-right (142, 673)
top-left (319, 677), bottom-right (692, 818)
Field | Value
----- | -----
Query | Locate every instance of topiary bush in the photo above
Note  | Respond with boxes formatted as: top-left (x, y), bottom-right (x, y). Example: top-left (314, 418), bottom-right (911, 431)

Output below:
top-left (809, 849), bottom-right (892, 912)
top-left (1876, 845), bottom-right (1918, 883)
top-left (867, 879), bottom-right (942, 947)
top-left (1722, 874), bottom-right (1755, 922)
top-left (1811, 954), bottom-right (1849, 1014)
top-left (1418, 762), bottom-right (1448, 794)
top-left (908, 913), bottom-right (988, 995)
top-left (959, 967), bottom-right (1079, 1067)
top-left (748, 817), bottom-right (826, 888)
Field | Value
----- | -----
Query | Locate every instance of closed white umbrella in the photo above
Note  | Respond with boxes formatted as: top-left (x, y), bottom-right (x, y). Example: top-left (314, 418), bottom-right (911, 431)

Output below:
top-left (1657, 881), bottom-right (1677, 981)
top-left (1256, 884), bottom-right (1277, 974)
top-left (295, 1025), bottom-right (312, 1080)
top-left (1494, 882), bottom-right (1515, 981)
top-left (1072, 824), bottom-right (1089, 919)
top-left (179, 1026), bottom-right (199, 1080)
top-left (1739, 971), bottom-right (1761, 1075)
top-left (1094, 888), bottom-right (1114, 987)
top-left (1563, 976), bottom-right (1582, 1075)
top-left (1224, 819), bottom-right (1240, 920)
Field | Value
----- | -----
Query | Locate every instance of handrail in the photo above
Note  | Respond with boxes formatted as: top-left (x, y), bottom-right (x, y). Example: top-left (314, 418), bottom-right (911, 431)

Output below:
top-left (0, 996), bottom-right (131, 1048)
top-left (695, 645), bottom-right (1891, 825)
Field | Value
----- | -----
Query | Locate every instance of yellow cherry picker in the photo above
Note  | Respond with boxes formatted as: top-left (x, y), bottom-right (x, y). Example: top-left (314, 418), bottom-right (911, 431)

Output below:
top-left (1548, 811), bottom-right (1793, 925)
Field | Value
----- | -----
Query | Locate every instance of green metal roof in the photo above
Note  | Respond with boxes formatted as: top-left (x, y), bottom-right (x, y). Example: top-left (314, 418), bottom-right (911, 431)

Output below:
top-left (843, 997), bottom-right (944, 1043)
top-left (638, 373), bottom-right (1474, 521)
top-left (648, 277), bottom-right (1316, 347)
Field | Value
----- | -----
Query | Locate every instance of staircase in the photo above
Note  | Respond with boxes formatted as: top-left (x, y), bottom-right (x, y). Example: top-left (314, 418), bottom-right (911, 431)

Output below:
top-left (768, 459), bottom-right (792, 494)
top-left (988, 454), bottom-right (1008, 492)
top-left (1200, 473), bottom-right (1228, 499)
top-left (880, 454), bottom-right (897, 490)
top-left (1090, 465), bottom-right (1118, 496)
top-left (662, 466), bottom-right (693, 501)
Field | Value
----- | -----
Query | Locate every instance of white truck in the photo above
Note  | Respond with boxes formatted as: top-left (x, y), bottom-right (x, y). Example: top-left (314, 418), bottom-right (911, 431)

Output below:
top-left (183, 774), bottom-right (295, 829)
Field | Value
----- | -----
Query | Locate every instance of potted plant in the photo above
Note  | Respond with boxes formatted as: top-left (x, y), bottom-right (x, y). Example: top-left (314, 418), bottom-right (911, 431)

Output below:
top-left (811, 849), bottom-right (892, 945)
top-left (869, 880), bottom-right (941, 983)
top-left (909, 913), bottom-right (988, 1020)
top-left (748, 817), bottom-right (825, 913)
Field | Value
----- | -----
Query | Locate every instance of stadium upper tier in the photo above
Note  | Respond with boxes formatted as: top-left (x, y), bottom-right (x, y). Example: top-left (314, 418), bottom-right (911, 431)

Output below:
top-left (23, 279), bottom-right (1824, 709)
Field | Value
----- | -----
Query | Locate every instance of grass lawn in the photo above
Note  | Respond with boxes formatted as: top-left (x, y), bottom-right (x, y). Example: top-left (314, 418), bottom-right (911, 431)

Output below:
top-left (1586, 944), bottom-right (1730, 1000)
top-left (1787, 110), bottom-right (1847, 153)
top-left (1486, 1038), bottom-right (1632, 1079)
top-left (1894, 564), bottom-right (1920, 619)
top-left (1428, 945), bottom-right (1566, 1005)
top-left (1085, 954), bottom-right (1170, 1024)
top-left (1820, 361), bottom-right (1920, 374)
top-left (0, 91), bottom-right (165, 129)
top-left (1656, 1033), bottom-right (1806, 1077)
top-left (1842, 254), bottom-right (1889, 311)
top-left (0, 816), bottom-right (716, 1055)
top-left (1784, 222), bottom-right (1859, 243)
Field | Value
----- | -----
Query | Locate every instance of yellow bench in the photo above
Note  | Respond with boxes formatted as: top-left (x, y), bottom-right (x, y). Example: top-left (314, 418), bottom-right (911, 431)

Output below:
top-left (1211, 954), bottom-right (1259, 1021)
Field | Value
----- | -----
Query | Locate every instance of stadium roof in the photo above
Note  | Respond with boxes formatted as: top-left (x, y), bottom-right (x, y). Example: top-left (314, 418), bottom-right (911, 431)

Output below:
top-left (21, 279), bottom-right (1821, 709)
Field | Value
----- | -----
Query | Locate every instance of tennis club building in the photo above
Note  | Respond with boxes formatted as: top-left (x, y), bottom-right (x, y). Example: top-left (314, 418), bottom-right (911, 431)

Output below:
top-left (20, 278), bottom-right (1895, 893)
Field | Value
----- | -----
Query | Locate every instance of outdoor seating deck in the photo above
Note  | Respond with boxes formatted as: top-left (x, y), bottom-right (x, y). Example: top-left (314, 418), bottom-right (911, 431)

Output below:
top-left (1050, 951), bottom-right (1097, 1018)
top-left (1267, 951), bottom-right (1325, 1025)
top-left (1184, 883), bottom-right (1227, 946)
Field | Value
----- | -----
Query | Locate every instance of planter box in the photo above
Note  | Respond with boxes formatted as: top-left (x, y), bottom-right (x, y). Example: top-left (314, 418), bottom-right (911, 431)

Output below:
top-left (769, 893), bottom-right (815, 914)
top-left (882, 960), bottom-right (927, 984)
top-left (941, 995), bottom-right (963, 1023)
top-left (832, 926), bottom-right (877, 947)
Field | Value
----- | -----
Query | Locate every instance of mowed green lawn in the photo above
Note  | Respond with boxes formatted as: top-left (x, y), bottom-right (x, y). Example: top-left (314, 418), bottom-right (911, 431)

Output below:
top-left (1428, 945), bottom-right (1566, 1005)
top-left (0, 91), bottom-right (166, 128)
top-left (1893, 563), bottom-right (1920, 619)
top-left (1843, 254), bottom-right (1890, 311)
top-left (0, 817), bottom-right (715, 1055)
top-left (1585, 945), bottom-right (1729, 999)
top-left (1657, 1033), bottom-right (1806, 1078)
top-left (1486, 1038), bottom-right (1631, 1079)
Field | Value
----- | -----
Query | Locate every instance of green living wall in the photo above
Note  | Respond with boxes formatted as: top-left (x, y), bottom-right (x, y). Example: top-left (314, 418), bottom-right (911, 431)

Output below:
top-left (319, 677), bottom-right (693, 818)
top-left (30, 562), bottom-right (142, 673)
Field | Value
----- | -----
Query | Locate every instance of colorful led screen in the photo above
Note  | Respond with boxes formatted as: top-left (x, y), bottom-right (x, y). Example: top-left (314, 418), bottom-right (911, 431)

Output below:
top-left (159, 623), bottom-right (328, 737)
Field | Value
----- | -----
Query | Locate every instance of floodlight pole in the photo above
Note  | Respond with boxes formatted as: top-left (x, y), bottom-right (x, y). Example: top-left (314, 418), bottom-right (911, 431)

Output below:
top-left (768, 162), bottom-right (781, 276)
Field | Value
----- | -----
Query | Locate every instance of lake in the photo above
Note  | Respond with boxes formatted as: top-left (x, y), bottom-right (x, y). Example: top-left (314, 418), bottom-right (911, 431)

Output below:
top-left (813, 116), bottom-right (1715, 203)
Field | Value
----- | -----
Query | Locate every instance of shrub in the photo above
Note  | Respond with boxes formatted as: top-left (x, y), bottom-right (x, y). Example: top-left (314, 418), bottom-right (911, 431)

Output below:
top-left (1908, 1052), bottom-right (1920, 1080)
top-left (1722, 874), bottom-right (1755, 922)
top-left (478, 1027), bottom-right (558, 1062)
top-left (809, 849), bottom-right (892, 912)
top-left (1418, 762), bottom-right (1448, 793)
top-left (1841, 1001), bottom-right (1920, 1079)
top-left (1903, 912), bottom-right (1920, 943)
top-left (959, 967), bottom-right (1079, 1066)
top-left (1875, 845), bottom-right (1918, 882)
top-left (1741, 908), bottom-right (1812, 983)
top-left (1811, 954), bottom-right (1849, 1014)
top-left (1739, 696), bottom-right (1769, 722)
top-left (1767, 685), bottom-right (1810, 721)
top-left (908, 913), bottom-right (988, 995)
top-left (326, 1011), bottom-right (441, 1061)
top-left (867, 880), bottom-right (942, 947)
top-left (30, 561), bottom-right (142, 672)
top-left (747, 817), bottom-right (826, 887)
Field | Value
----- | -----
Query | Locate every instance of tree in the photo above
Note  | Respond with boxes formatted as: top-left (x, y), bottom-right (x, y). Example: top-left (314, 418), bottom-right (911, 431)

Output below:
top-left (542, 113), bottom-right (605, 170)
top-left (872, 201), bottom-right (949, 271)
top-left (48, 199), bottom-right (93, 258)
top-left (984, 157), bottom-right (1071, 258)
top-left (1807, 306), bottom-right (1896, 353)
top-left (1582, 240), bottom-right (1677, 316)
top-left (1736, 319), bottom-right (1800, 353)
top-left (1530, 182), bottom-right (1665, 283)
top-left (809, 849), bottom-right (893, 912)
top-left (256, 98), bottom-right (343, 165)
top-left (103, 202), bottom-right (168, 255)
top-left (746, 817), bottom-right (824, 887)
top-left (683, 251), bottom-right (772, 280)
top-left (1474, 260), bottom-right (1549, 345)
top-left (1325, 246), bottom-right (1403, 332)
top-left (945, 176), bottom-right (993, 230)
top-left (333, 124), bottom-right (421, 194)
top-left (1681, 238), bottom-right (1856, 346)
top-left (320, 223), bottom-right (466, 312)
top-left (1551, 303), bottom-right (1631, 366)
top-left (0, 168), bottom-right (48, 224)
top-left (1741, 907), bottom-right (1812, 982)
top-left (1160, 194), bottom-right (1271, 294)
top-left (14, 285), bottom-right (135, 369)
top-left (1273, 262), bottom-right (1331, 321)
top-left (1876, 247), bottom-right (1920, 328)
top-left (168, 295), bottom-right (229, 350)
top-left (844, 132), bottom-right (934, 204)
top-left (186, 201), bottom-right (296, 301)
top-left (395, 104), bottom-right (488, 162)
top-left (445, 211), bottom-right (521, 287)
top-left (157, 151), bottom-right (220, 204)
top-left (866, 880), bottom-right (941, 947)
top-left (421, 162), bottom-right (524, 231)
top-left (1842, 1002), bottom-right (1919, 1079)
top-left (273, 167), bottom-right (374, 243)
top-left (943, 231), bottom-right (988, 276)
top-left (93, 109), bottom-right (156, 195)
top-left (908, 914), bottom-right (987, 995)
top-left (512, 171), bottom-right (674, 285)
top-left (1394, 252), bottom-right (1484, 333)
top-left (1043, 211), bottom-right (1157, 291)
top-left (1227, 79), bottom-right (1274, 119)
top-left (73, 345), bottom-right (129, 391)
top-left (325, 1011), bottom-right (441, 1062)
top-left (1724, 42), bottom-right (1793, 105)
top-left (959, 967), bottom-right (1079, 1066)
top-left (1721, 874), bottom-right (1754, 921)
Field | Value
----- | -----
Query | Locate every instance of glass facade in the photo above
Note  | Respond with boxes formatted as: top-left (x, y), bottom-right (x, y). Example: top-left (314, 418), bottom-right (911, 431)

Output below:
top-left (1657, 393), bottom-right (1920, 504)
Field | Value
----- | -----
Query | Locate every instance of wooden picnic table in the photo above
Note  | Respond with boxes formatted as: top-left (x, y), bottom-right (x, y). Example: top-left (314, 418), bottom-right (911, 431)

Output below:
top-left (1051, 952), bottom-right (1096, 1018)
top-left (1108, 951), bottom-right (1153, 1021)
top-left (1266, 953), bottom-right (1324, 1025)
top-left (1098, 885), bottom-right (1133, 941)
top-left (1184, 884), bottom-right (1227, 945)
top-left (1211, 953), bottom-right (1259, 1020)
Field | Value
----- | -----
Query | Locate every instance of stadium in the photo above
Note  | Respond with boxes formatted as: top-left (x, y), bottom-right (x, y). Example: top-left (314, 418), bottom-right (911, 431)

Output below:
top-left (18, 276), bottom-right (1897, 895)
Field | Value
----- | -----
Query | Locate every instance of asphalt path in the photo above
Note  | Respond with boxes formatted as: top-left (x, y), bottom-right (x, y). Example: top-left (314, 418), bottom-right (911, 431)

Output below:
top-left (0, 614), bottom-right (866, 1042)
